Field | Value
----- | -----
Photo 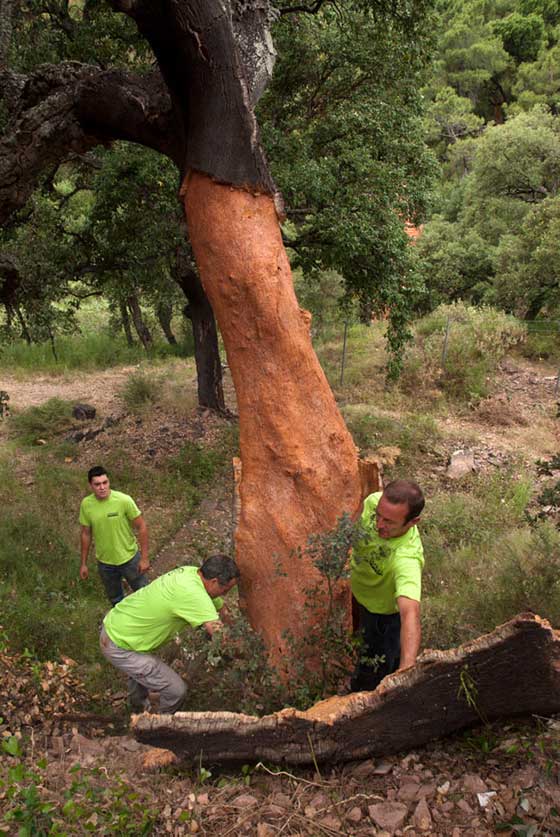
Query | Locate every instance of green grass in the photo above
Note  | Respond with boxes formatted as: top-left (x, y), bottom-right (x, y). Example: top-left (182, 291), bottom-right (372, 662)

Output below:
top-left (0, 424), bottom-right (236, 667)
top-left (0, 331), bottom-right (194, 374)
top-left (9, 398), bottom-right (76, 444)
top-left (420, 470), bottom-right (550, 648)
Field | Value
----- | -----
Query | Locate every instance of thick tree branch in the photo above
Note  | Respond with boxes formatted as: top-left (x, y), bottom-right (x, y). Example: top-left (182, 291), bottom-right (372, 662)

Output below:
top-left (0, 63), bottom-right (180, 225)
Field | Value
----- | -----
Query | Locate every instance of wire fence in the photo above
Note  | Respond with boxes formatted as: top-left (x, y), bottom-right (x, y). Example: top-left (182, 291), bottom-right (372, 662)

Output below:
top-left (338, 317), bottom-right (560, 392)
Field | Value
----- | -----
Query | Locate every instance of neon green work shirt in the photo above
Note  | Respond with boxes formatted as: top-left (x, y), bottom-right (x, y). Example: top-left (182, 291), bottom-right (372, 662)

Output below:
top-left (79, 490), bottom-right (141, 566)
top-left (103, 565), bottom-right (224, 652)
top-left (351, 492), bottom-right (424, 615)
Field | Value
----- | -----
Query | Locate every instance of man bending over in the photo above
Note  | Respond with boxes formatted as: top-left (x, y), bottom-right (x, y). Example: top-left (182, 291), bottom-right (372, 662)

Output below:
top-left (100, 555), bottom-right (240, 713)
top-left (350, 479), bottom-right (425, 692)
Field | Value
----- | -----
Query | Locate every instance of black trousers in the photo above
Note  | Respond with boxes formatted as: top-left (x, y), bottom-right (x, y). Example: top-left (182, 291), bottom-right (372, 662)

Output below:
top-left (350, 604), bottom-right (401, 692)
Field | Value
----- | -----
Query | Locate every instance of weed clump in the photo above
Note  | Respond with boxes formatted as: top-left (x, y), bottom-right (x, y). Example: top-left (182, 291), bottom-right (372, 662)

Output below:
top-left (121, 371), bottom-right (163, 410)
top-left (401, 302), bottom-right (525, 402)
top-left (10, 398), bottom-right (75, 444)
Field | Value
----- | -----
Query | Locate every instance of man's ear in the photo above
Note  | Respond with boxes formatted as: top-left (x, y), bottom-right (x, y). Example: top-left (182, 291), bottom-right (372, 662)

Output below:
top-left (408, 516), bottom-right (421, 527)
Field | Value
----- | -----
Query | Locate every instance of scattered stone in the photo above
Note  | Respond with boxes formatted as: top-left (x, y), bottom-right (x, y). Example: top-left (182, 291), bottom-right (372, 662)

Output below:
top-left (477, 791), bottom-right (497, 808)
top-left (34, 438), bottom-right (47, 446)
top-left (72, 403), bottom-right (96, 420)
top-left (447, 449), bottom-right (476, 479)
top-left (397, 782), bottom-right (420, 802)
top-left (319, 815), bottom-right (341, 830)
top-left (457, 799), bottom-right (474, 815)
top-left (346, 806), bottom-right (362, 823)
top-left (373, 759), bottom-right (394, 775)
top-left (232, 793), bottom-right (259, 809)
top-left (413, 798), bottom-right (432, 831)
top-left (256, 824), bottom-right (275, 837)
top-left (437, 780), bottom-right (450, 795)
top-left (462, 774), bottom-right (487, 794)
top-left (368, 801), bottom-right (408, 833)
top-left (350, 759), bottom-right (376, 777)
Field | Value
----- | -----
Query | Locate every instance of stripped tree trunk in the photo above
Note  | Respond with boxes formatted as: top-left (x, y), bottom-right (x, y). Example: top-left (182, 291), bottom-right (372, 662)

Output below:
top-left (108, 0), bottom-right (361, 665)
top-left (184, 173), bottom-right (360, 659)
top-left (133, 614), bottom-right (560, 765)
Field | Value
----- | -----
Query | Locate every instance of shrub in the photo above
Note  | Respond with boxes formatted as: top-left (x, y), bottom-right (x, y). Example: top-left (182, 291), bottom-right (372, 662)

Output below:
top-left (403, 302), bottom-right (526, 402)
top-left (121, 371), bottom-right (163, 410)
top-left (10, 398), bottom-right (75, 444)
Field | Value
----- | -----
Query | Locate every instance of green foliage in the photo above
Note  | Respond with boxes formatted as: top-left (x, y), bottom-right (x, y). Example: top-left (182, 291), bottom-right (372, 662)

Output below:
top-left (403, 302), bottom-right (525, 401)
top-left (0, 752), bottom-right (158, 835)
top-left (261, 0), bottom-right (437, 377)
top-left (10, 398), bottom-right (76, 444)
top-left (280, 514), bottom-right (364, 708)
top-left (121, 372), bottom-right (163, 411)
top-left (494, 196), bottom-right (560, 318)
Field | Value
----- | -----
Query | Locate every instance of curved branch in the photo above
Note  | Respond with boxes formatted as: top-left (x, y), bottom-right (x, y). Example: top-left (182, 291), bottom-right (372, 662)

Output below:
top-left (0, 63), bottom-right (180, 225)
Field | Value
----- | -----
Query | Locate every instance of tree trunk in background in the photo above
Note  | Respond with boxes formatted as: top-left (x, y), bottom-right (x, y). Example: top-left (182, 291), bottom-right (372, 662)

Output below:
top-left (127, 294), bottom-right (152, 350)
top-left (156, 301), bottom-right (177, 345)
top-left (184, 172), bottom-right (360, 664)
top-left (173, 252), bottom-right (225, 413)
top-left (119, 299), bottom-right (135, 347)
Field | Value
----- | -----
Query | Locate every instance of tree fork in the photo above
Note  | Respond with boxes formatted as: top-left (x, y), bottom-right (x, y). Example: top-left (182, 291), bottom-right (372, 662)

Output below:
top-left (183, 171), bottom-right (361, 662)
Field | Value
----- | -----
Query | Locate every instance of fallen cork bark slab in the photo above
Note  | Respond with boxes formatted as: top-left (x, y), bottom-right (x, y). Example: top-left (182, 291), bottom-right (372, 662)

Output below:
top-left (132, 614), bottom-right (560, 766)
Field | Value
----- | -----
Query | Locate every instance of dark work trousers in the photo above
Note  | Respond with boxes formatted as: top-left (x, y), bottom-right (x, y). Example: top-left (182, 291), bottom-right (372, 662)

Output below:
top-left (97, 551), bottom-right (148, 606)
top-left (350, 603), bottom-right (401, 692)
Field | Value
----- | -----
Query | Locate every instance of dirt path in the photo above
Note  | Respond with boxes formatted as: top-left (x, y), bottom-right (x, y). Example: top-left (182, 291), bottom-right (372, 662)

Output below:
top-left (1, 366), bottom-right (138, 413)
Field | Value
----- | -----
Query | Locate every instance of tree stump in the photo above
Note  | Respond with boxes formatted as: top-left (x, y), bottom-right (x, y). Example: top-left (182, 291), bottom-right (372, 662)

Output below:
top-left (132, 614), bottom-right (560, 765)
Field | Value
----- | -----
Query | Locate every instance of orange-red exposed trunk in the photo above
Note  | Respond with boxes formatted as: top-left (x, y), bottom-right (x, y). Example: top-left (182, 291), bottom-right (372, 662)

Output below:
top-left (183, 171), bottom-right (361, 664)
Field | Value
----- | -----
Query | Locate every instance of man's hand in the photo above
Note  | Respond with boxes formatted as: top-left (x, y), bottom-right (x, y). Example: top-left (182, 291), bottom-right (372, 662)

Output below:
top-left (138, 556), bottom-right (150, 574)
top-left (79, 564), bottom-right (89, 581)
top-left (132, 516), bottom-right (149, 574)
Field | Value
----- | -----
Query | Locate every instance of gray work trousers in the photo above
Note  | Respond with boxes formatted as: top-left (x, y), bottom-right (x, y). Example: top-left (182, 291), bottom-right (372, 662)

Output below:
top-left (99, 626), bottom-right (186, 714)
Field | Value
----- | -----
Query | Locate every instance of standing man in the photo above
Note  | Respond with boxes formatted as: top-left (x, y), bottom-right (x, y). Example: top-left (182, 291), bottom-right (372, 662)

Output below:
top-left (350, 479), bottom-right (425, 692)
top-left (100, 555), bottom-right (240, 713)
top-left (79, 466), bottom-right (149, 606)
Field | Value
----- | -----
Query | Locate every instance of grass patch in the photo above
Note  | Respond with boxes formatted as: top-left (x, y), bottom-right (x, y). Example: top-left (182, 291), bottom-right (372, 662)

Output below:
top-left (0, 331), bottom-right (194, 375)
top-left (10, 398), bottom-right (76, 444)
top-left (121, 371), bottom-right (164, 410)
top-left (421, 469), bottom-right (542, 648)
top-left (342, 406), bottom-right (441, 471)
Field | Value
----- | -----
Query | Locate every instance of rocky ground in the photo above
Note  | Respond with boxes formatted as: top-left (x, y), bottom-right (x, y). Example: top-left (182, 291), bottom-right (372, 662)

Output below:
top-left (2, 643), bottom-right (560, 835)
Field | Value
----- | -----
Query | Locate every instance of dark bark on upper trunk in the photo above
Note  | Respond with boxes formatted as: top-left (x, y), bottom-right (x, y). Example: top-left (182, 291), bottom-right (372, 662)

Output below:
top-left (110, 0), bottom-right (276, 193)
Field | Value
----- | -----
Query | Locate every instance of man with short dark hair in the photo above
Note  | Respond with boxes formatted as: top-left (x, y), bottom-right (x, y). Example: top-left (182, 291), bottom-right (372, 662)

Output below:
top-left (99, 556), bottom-right (240, 713)
top-left (350, 479), bottom-right (425, 692)
top-left (79, 466), bottom-right (149, 605)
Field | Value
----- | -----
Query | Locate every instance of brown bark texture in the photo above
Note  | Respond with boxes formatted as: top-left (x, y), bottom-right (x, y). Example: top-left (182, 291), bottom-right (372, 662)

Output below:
top-left (133, 614), bottom-right (560, 765)
top-left (183, 171), bottom-right (361, 663)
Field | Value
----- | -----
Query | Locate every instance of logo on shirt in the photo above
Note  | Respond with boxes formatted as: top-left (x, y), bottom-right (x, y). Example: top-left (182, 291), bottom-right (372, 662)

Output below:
top-left (107, 512), bottom-right (119, 518)
top-left (364, 544), bottom-right (391, 576)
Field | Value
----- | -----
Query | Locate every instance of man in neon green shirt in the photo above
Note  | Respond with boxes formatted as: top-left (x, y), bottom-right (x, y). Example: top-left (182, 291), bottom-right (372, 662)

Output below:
top-left (100, 555), bottom-right (240, 713)
top-left (79, 465), bottom-right (150, 606)
top-left (350, 479), bottom-right (425, 692)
